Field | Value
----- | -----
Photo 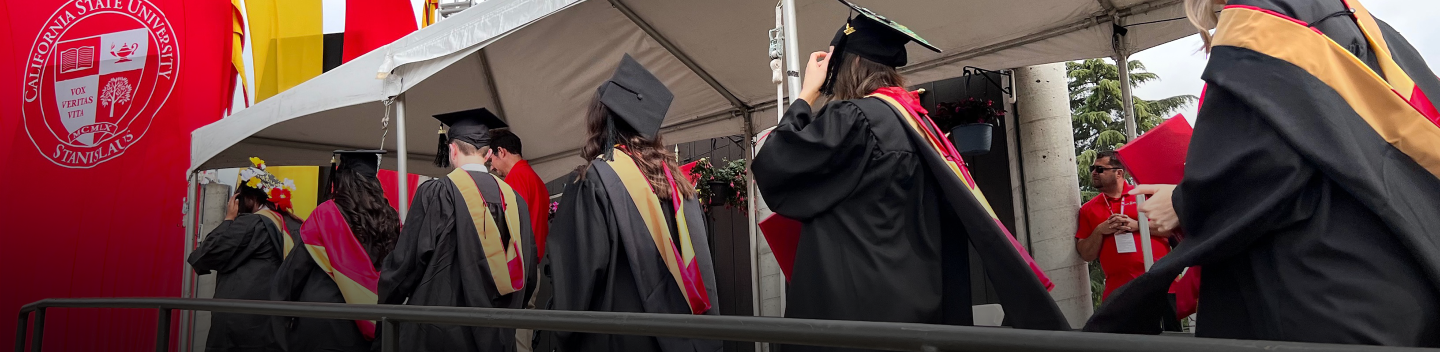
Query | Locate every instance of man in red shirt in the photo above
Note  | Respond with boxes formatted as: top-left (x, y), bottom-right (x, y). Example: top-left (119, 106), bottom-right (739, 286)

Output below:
top-left (1075, 151), bottom-right (1172, 301)
top-left (486, 128), bottom-right (551, 259)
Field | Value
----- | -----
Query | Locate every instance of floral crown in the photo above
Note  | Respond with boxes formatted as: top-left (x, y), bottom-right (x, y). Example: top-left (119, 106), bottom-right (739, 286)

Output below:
top-left (238, 157), bottom-right (297, 212)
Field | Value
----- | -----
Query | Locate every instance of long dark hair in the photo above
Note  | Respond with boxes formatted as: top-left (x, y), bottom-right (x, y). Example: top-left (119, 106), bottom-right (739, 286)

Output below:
top-left (236, 186), bottom-right (301, 223)
top-left (577, 92), bottom-right (696, 200)
top-left (331, 167), bottom-right (402, 267)
top-left (830, 53), bottom-right (907, 101)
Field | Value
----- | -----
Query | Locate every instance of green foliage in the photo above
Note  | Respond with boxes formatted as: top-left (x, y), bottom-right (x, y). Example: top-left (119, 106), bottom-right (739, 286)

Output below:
top-left (689, 158), bottom-right (748, 209)
top-left (1067, 59), bottom-right (1197, 155)
top-left (1068, 58), bottom-right (1194, 307)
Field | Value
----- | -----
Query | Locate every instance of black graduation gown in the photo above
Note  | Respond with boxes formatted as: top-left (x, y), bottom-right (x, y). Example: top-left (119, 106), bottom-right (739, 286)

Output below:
top-left (188, 213), bottom-right (296, 352)
top-left (1085, 0), bottom-right (1440, 346)
top-left (547, 160), bottom-right (722, 352)
top-left (377, 171), bottom-right (539, 352)
top-left (752, 98), bottom-right (1068, 351)
top-left (271, 211), bottom-right (372, 352)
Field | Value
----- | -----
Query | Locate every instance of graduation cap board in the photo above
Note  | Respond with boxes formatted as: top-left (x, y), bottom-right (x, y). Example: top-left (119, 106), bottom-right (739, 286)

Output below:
top-left (598, 54), bottom-right (674, 140)
top-left (822, 0), bottom-right (942, 94)
top-left (433, 108), bottom-right (508, 167)
top-left (332, 149), bottom-right (387, 177)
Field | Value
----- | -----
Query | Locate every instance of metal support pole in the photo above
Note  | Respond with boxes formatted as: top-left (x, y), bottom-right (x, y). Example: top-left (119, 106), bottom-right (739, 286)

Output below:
top-left (1139, 194), bottom-right (1153, 270)
top-left (381, 318), bottom-right (399, 352)
top-left (15, 313), bottom-right (27, 352)
top-left (155, 309), bottom-right (172, 352)
top-left (29, 309), bottom-right (44, 352)
top-left (743, 111), bottom-right (762, 352)
top-left (396, 95), bottom-right (409, 221)
top-left (774, 4), bottom-right (787, 124)
top-left (1116, 54), bottom-right (1136, 140)
top-left (1114, 24), bottom-right (1151, 271)
top-left (781, 0), bottom-right (802, 102)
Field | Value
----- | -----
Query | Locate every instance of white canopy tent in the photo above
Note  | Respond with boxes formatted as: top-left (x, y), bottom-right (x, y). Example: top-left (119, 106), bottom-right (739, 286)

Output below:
top-left (186, 0), bottom-right (1197, 325)
top-left (192, 0), bottom-right (1193, 182)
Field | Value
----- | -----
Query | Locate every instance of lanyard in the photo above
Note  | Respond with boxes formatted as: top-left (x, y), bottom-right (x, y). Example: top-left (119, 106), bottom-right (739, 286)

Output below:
top-left (1101, 193), bottom-right (1126, 216)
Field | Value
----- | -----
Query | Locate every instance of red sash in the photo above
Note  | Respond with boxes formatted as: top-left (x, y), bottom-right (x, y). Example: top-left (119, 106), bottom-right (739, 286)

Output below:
top-left (299, 201), bottom-right (380, 339)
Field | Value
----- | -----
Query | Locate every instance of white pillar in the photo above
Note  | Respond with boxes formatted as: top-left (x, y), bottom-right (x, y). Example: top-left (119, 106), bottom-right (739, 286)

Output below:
top-left (1012, 63), bottom-right (1091, 328)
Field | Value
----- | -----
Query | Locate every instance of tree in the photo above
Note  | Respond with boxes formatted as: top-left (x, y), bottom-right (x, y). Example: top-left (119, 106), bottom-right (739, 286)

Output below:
top-left (100, 77), bottom-right (133, 118)
top-left (1067, 58), bottom-right (1195, 309)
top-left (1068, 59), bottom-right (1196, 200)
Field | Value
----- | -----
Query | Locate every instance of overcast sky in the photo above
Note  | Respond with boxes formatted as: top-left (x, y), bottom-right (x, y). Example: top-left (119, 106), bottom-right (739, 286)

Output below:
top-left (1131, 0), bottom-right (1440, 125)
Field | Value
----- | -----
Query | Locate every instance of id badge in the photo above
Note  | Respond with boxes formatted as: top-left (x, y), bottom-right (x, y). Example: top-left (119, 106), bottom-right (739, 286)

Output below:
top-left (1114, 233), bottom-right (1138, 254)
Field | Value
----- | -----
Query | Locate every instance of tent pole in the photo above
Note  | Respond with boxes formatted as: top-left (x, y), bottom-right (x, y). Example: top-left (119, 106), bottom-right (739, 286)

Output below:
top-left (1118, 53), bottom-right (1136, 140)
top-left (397, 94), bottom-right (409, 222)
top-left (782, 0), bottom-right (801, 104)
top-left (1114, 24), bottom-right (1152, 271)
top-left (743, 111), bottom-right (760, 313)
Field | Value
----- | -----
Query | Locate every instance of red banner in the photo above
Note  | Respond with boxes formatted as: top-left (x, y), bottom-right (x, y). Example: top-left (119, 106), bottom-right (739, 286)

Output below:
top-left (0, 0), bottom-right (231, 350)
top-left (378, 169), bottom-right (423, 213)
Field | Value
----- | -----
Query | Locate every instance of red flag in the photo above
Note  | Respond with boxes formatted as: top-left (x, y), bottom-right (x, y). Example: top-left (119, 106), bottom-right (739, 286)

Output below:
top-left (378, 169), bottom-right (423, 213)
top-left (1, 0), bottom-right (232, 351)
top-left (1116, 114), bottom-right (1193, 185)
top-left (343, 0), bottom-right (419, 62)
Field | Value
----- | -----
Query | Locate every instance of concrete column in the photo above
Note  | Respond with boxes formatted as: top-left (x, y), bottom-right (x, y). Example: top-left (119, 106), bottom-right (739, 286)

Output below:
top-left (186, 182), bottom-right (231, 351)
top-left (1011, 63), bottom-right (1091, 328)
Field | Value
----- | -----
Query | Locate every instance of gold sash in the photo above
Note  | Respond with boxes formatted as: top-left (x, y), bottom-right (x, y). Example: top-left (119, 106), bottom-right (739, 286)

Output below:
top-left (869, 94), bottom-right (1001, 218)
top-left (447, 168), bottom-right (526, 295)
top-left (603, 151), bottom-right (711, 314)
top-left (253, 208), bottom-right (294, 258)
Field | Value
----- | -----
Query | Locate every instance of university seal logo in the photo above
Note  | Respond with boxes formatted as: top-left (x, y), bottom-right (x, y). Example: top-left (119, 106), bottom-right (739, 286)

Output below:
top-left (21, 0), bottom-right (179, 168)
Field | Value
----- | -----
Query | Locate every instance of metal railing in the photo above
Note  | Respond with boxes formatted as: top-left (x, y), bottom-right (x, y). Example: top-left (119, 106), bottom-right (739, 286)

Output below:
top-left (14, 298), bottom-right (1437, 352)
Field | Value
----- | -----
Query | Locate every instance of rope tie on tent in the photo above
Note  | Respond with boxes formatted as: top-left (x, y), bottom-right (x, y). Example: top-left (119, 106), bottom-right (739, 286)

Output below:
top-left (379, 97), bottom-right (394, 159)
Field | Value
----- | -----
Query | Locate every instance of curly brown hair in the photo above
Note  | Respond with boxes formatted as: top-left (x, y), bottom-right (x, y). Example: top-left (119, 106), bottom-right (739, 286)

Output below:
top-left (330, 167), bottom-right (401, 267)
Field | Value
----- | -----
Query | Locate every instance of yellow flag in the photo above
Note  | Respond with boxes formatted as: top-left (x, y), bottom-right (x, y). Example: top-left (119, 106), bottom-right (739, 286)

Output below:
top-left (231, 0), bottom-right (248, 99)
top-left (423, 0), bottom-right (440, 28)
top-left (246, 0), bottom-right (323, 102)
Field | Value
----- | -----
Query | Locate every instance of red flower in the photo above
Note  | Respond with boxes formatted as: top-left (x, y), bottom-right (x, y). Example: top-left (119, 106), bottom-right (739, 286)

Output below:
top-left (268, 188), bottom-right (294, 212)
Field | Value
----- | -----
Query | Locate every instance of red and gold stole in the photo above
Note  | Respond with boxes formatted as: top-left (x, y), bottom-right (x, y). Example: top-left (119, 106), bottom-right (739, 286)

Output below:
top-left (299, 201), bottom-right (380, 339)
top-left (1215, 3), bottom-right (1440, 179)
top-left (869, 87), bottom-right (1055, 291)
top-left (447, 168), bottom-right (526, 295)
top-left (605, 151), bottom-right (712, 314)
top-left (252, 208), bottom-right (294, 258)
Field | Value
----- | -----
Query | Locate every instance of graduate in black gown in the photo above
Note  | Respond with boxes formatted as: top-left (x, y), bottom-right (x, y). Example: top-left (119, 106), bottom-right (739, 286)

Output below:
top-left (1085, 0), bottom-right (1440, 346)
top-left (189, 158), bottom-right (299, 352)
top-left (377, 109), bottom-right (538, 352)
top-left (547, 54), bottom-right (722, 352)
top-left (272, 150), bottom-right (401, 352)
top-left (751, 2), bottom-right (1069, 347)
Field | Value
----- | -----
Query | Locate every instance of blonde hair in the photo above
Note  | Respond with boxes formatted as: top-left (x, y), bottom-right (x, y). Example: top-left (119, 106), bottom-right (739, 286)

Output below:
top-left (1186, 0), bottom-right (1223, 52)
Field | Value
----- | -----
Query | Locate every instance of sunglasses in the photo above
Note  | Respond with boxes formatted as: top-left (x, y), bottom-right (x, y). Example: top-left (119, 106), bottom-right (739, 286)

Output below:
top-left (1090, 166), bottom-right (1123, 173)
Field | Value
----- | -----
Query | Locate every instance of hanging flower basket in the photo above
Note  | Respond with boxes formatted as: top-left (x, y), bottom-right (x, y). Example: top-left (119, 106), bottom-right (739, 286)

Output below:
top-left (950, 123), bottom-right (993, 156)
top-left (932, 97), bottom-right (1004, 157)
top-left (706, 181), bottom-right (732, 206)
top-left (688, 157), bottom-right (748, 209)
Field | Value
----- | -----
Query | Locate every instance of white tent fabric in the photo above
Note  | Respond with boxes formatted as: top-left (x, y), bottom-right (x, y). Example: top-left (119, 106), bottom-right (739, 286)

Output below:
top-left (192, 0), bottom-right (1193, 181)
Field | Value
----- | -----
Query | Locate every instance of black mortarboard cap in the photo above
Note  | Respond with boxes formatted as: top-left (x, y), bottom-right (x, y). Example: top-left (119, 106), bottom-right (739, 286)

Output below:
top-left (433, 108), bottom-right (507, 167)
top-left (597, 54), bottom-right (673, 139)
top-left (332, 150), bottom-right (386, 177)
top-left (821, 0), bottom-right (942, 94)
